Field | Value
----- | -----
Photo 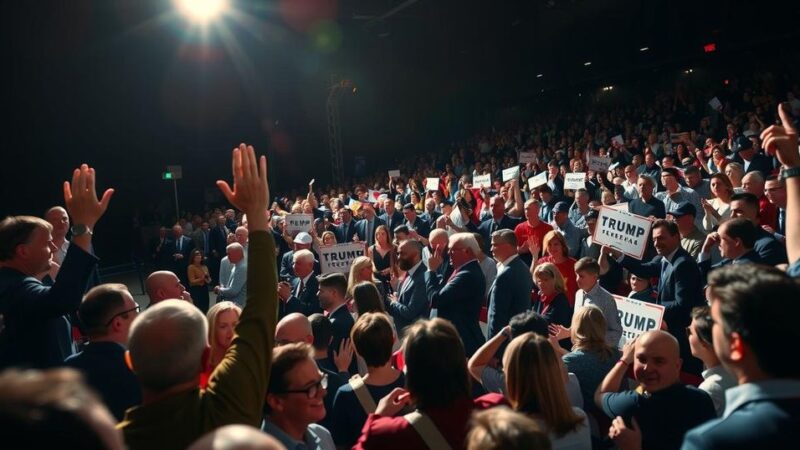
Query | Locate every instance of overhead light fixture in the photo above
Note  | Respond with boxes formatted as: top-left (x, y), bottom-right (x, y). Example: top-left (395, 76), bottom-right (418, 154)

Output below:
top-left (602, 86), bottom-right (614, 92)
top-left (639, 47), bottom-right (649, 52)
top-left (536, 73), bottom-right (543, 78)
top-left (684, 68), bottom-right (694, 74)
top-left (584, 61), bottom-right (592, 66)
top-left (175, 0), bottom-right (229, 24)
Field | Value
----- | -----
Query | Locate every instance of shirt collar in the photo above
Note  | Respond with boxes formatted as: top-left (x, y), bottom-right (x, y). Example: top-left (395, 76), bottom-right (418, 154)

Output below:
top-left (723, 379), bottom-right (800, 418)
top-left (406, 260), bottom-right (424, 277)
top-left (498, 254), bottom-right (518, 268)
top-left (300, 272), bottom-right (313, 285)
top-left (262, 419), bottom-right (320, 450)
top-left (586, 282), bottom-right (603, 297)
top-left (327, 302), bottom-right (348, 317)
top-left (664, 246), bottom-right (680, 264)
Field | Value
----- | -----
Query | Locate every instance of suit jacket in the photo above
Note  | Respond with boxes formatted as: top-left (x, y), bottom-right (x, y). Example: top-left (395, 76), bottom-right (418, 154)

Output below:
top-left (208, 226), bottom-right (228, 257)
top-left (379, 211), bottom-right (404, 236)
top-left (487, 256), bottom-right (533, 339)
top-left (219, 260), bottom-right (247, 306)
top-left (426, 260), bottom-right (486, 357)
top-left (335, 220), bottom-right (360, 244)
top-left (167, 235), bottom-right (194, 283)
top-left (354, 217), bottom-right (385, 246)
top-left (753, 227), bottom-right (788, 266)
top-left (327, 305), bottom-right (357, 374)
top-left (386, 264), bottom-right (428, 336)
top-left (733, 152), bottom-right (775, 178)
top-left (619, 247), bottom-right (704, 373)
top-left (420, 210), bottom-right (442, 227)
top-left (478, 215), bottom-right (523, 254)
top-left (281, 275), bottom-right (322, 317)
top-left (279, 251), bottom-right (321, 281)
top-left (698, 250), bottom-right (762, 284)
top-left (405, 216), bottom-right (431, 239)
top-left (64, 341), bottom-right (142, 421)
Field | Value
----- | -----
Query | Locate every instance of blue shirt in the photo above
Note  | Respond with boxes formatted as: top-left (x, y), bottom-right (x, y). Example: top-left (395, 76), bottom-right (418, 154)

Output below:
top-left (262, 420), bottom-right (335, 450)
top-left (563, 348), bottom-right (620, 411)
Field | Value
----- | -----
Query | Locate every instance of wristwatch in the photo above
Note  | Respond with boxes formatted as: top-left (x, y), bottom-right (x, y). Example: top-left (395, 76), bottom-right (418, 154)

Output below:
top-left (71, 224), bottom-right (93, 237)
top-left (780, 166), bottom-right (800, 180)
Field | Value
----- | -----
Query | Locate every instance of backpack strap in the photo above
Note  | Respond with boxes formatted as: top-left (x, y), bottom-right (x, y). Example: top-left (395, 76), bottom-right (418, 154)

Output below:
top-left (403, 410), bottom-right (452, 450)
top-left (348, 374), bottom-right (377, 414)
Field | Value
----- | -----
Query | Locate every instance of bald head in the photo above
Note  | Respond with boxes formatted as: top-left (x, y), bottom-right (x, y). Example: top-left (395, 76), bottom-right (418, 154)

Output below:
top-left (188, 425), bottom-right (285, 450)
top-left (429, 228), bottom-right (449, 248)
top-left (275, 313), bottom-right (313, 346)
top-left (633, 330), bottom-right (682, 393)
top-left (145, 271), bottom-right (186, 305)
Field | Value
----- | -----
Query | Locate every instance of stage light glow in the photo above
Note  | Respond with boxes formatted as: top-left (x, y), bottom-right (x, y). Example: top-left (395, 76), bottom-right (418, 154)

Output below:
top-left (175, 0), bottom-right (229, 24)
top-left (639, 47), bottom-right (649, 52)
top-left (584, 61), bottom-right (592, 66)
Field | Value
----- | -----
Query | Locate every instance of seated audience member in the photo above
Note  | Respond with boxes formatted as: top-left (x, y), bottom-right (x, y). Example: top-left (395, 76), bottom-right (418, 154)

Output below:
top-left (531, 263), bottom-right (573, 329)
top-left (529, 230), bottom-right (579, 306)
top-left (276, 313), bottom-right (345, 433)
top-left (353, 319), bottom-right (475, 449)
top-left (680, 264), bottom-right (800, 449)
top-left (742, 171), bottom-right (778, 229)
top-left (0, 163), bottom-right (112, 369)
top-left (277, 249), bottom-right (322, 317)
top-left (729, 192), bottom-right (788, 266)
top-left (385, 239), bottom-right (428, 337)
top-left (187, 425), bottom-right (285, 450)
top-left (262, 343), bottom-right (335, 450)
top-left (200, 301), bottom-right (242, 388)
top-left (468, 311), bottom-right (583, 407)
top-left (119, 144), bottom-right (277, 450)
top-left (65, 283), bottom-right (142, 421)
top-left (701, 173), bottom-right (734, 232)
top-left (486, 229), bottom-right (533, 340)
top-left (331, 313), bottom-right (405, 448)
top-left (145, 270), bottom-right (191, 307)
top-left (572, 257), bottom-right (622, 347)
top-left (628, 175), bottom-right (666, 219)
top-left (480, 332), bottom-right (590, 449)
top-left (686, 306), bottom-right (736, 417)
top-left (763, 175), bottom-right (787, 239)
top-left (0, 367), bottom-right (125, 450)
top-left (697, 217), bottom-right (762, 283)
top-left (466, 407), bottom-right (552, 450)
top-left (627, 270), bottom-right (657, 303)
top-left (214, 243), bottom-right (248, 306)
top-left (596, 331), bottom-right (715, 450)
top-left (560, 306), bottom-right (621, 418)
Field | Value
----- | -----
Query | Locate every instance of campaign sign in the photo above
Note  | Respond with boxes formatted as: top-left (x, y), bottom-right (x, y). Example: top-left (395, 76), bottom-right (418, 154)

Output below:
top-left (519, 151), bottom-right (537, 164)
top-left (528, 172), bottom-right (548, 189)
top-left (502, 166), bottom-right (520, 182)
top-left (388, 170), bottom-right (401, 178)
top-left (426, 177), bottom-right (440, 191)
top-left (593, 206), bottom-right (653, 259)
top-left (611, 134), bottom-right (625, 147)
top-left (588, 155), bottom-right (612, 172)
top-left (473, 174), bottom-right (492, 189)
top-left (285, 214), bottom-right (313, 234)
top-left (319, 243), bottom-right (366, 274)
top-left (564, 173), bottom-right (586, 190)
top-left (613, 295), bottom-right (665, 347)
top-left (367, 190), bottom-right (381, 203)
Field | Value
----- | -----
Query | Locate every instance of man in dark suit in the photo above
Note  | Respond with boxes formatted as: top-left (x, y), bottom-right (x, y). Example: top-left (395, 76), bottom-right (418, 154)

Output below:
top-left (318, 272), bottom-right (357, 374)
top-left (697, 218), bottom-right (762, 283)
top-left (208, 216), bottom-right (229, 284)
top-left (611, 219), bottom-right (704, 375)
top-left (277, 249), bottom-right (322, 318)
top-left (425, 232), bottom-right (486, 357)
top-left (279, 232), bottom-right (319, 280)
top-left (386, 240), bottom-right (428, 336)
top-left (402, 203), bottom-right (431, 240)
top-left (731, 135), bottom-right (775, 178)
top-left (478, 196), bottom-right (523, 254)
top-left (729, 192), bottom-right (787, 266)
top-left (354, 203), bottom-right (385, 246)
top-left (628, 174), bottom-right (666, 219)
top-left (420, 198), bottom-right (442, 226)
top-left (64, 283), bottom-right (142, 421)
top-left (681, 265), bottom-right (800, 449)
top-left (379, 198), bottom-right (404, 239)
top-left (486, 229), bottom-right (533, 340)
top-left (334, 207), bottom-right (360, 244)
top-left (167, 224), bottom-right (194, 286)
top-left (151, 227), bottom-right (172, 269)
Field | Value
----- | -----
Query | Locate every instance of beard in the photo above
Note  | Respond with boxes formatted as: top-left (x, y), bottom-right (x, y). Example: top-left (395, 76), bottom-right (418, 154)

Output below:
top-left (397, 257), bottom-right (412, 271)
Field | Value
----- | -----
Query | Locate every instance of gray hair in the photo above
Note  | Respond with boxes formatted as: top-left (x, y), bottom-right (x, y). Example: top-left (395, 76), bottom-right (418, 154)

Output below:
top-left (448, 232), bottom-right (481, 256)
top-left (293, 249), bottom-right (315, 264)
top-left (491, 229), bottom-right (517, 247)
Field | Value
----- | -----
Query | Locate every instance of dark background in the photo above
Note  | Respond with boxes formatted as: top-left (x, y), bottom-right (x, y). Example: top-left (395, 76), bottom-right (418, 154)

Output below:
top-left (2, 0), bottom-right (799, 264)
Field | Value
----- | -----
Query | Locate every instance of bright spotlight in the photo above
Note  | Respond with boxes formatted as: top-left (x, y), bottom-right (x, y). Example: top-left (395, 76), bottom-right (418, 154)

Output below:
top-left (175, 0), bottom-right (229, 24)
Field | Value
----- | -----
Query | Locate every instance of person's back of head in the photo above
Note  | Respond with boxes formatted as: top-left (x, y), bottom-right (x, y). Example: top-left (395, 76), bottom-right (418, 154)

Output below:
top-left (0, 368), bottom-right (124, 450)
top-left (467, 407), bottom-right (551, 450)
top-left (309, 313), bottom-right (333, 353)
top-left (127, 300), bottom-right (208, 393)
top-left (317, 272), bottom-right (348, 311)
top-left (503, 332), bottom-right (584, 437)
top-left (79, 283), bottom-right (138, 344)
top-left (720, 217), bottom-right (757, 251)
top-left (707, 264), bottom-right (800, 380)
top-left (275, 312), bottom-right (313, 346)
top-left (509, 310), bottom-right (549, 338)
top-left (352, 281), bottom-right (385, 316)
top-left (145, 270), bottom-right (184, 305)
top-left (404, 318), bottom-right (471, 410)
top-left (570, 305), bottom-right (614, 359)
top-left (188, 425), bottom-right (285, 450)
top-left (0, 215), bottom-right (53, 275)
top-left (351, 312), bottom-right (394, 368)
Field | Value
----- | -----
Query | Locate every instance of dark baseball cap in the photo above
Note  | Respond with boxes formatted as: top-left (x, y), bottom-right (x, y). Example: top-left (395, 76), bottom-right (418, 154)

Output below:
top-left (553, 201), bottom-right (570, 214)
top-left (670, 202), bottom-right (697, 218)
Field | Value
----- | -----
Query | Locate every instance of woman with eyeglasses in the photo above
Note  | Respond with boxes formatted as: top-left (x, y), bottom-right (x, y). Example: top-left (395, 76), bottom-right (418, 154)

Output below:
top-left (263, 342), bottom-right (335, 449)
top-left (686, 306), bottom-right (736, 417)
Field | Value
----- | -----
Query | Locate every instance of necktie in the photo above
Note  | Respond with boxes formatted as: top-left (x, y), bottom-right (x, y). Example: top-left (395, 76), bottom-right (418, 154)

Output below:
top-left (344, 224), bottom-right (349, 240)
top-left (178, 238), bottom-right (182, 252)
top-left (367, 220), bottom-right (373, 245)
top-left (657, 258), bottom-right (668, 299)
top-left (204, 231), bottom-right (209, 255)
top-left (297, 279), bottom-right (305, 297)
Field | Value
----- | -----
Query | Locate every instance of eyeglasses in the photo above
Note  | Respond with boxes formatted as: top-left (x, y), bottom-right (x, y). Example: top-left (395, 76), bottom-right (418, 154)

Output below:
top-left (277, 373), bottom-right (328, 399)
top-left (105, 305), bottom-right (141, 327)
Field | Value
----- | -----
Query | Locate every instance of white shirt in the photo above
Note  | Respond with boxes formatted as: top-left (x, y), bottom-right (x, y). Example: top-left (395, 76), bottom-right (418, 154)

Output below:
top-left (496, 254), bottom-right (518, 271)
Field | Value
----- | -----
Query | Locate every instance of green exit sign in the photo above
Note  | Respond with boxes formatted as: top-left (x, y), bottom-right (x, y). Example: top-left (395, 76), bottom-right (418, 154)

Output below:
top-left (162, 171), bottom-right (173, 180)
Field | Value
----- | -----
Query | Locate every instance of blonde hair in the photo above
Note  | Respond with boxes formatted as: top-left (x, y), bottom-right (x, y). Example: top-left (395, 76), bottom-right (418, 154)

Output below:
top-left (542, 230), bottom-right (569, 258)
top-left (467, 407), bottom-right (551, 450)
top-left (347, 256), bottom-right (380, 298)
top-left (570, 306), bottom-right (615, 360)
top-left (503, 333), bottom-right (585, 437)
top-left (533, 262), bottom-right (566, 294)
top-left (206, 301), bottom-right (242, 369)
top-left (321, 231), bottom-right (337, 245)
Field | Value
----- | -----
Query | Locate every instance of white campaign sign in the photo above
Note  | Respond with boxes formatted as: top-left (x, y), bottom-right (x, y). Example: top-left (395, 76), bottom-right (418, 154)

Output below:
top-left (388, 169), bottom-right (401, 178)
top-left (607, 202), bottom-right (629, 211)
top-left (588, 155), bottom-right (612, 172)
top-left (593, 206), bottom-right (653, 259)
top-left (564, 173), bottom-right (586, 190)
top-left (285, 214), bottom-right (313, 234)
top-left (319, 243), bottom-right (366, 274)
top-left (519, 151), bottom-right (537, 164)
top-left (502, 166), bottom-right (520, 182)
top-left (611, 134), bottom-right (625, 146)
top-left (473, 174), bottom-right (492, 189)
top-left (425, 177), bottom-right (439, 191)
top-left (613, 295), bottom-right (665, 346)
top-left (528, 172), bottom-right (548, 189)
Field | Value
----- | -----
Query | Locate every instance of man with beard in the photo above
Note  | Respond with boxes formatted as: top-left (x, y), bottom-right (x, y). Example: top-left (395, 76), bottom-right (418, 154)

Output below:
top-left (385, 239), bottom-right (428, 337)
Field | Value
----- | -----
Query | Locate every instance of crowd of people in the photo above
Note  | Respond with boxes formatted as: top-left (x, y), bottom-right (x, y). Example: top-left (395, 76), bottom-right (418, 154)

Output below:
top-left (1, 68), bottom-right (800, 450)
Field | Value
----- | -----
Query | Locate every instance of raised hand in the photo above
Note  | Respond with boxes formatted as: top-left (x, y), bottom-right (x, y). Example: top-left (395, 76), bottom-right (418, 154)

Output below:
top-left (761, 103), bottom-right (800, 168)
top-left (63, 164), bottom-right (114, 229)
top-left (427, 244), bottom-right (444, 272)
top-left (216, 144), bottom-right (269, 231)
top-left (375, 387), bottom-right (412, 417)
top-left (527, 235), bottom-right (541, 258)
top-left (334, 338), bottom-right (354, 373)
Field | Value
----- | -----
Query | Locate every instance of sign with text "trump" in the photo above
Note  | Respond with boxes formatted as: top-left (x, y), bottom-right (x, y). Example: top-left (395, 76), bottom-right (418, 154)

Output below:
top-left (319, 242), bottom-right (366, 274)
top-left (593, 206), bottom-right (652, 259)
top-left (613, 295), bottom-right (665, 347)
top-left (286, 214), bottom-right (313, 235)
